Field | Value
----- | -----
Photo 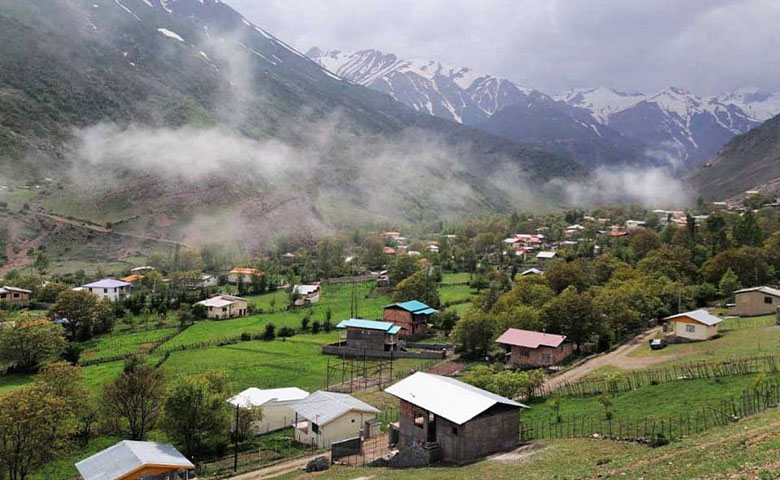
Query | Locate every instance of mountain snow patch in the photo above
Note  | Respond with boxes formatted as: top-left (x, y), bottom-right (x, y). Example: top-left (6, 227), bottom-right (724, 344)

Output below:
top-left (157, 28), bottom-right (184, 42)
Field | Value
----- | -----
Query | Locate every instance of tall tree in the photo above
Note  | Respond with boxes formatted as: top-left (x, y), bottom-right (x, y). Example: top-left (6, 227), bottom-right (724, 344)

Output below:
top-left (733, 210), bottom-right (763, 247)
top-left (101, 355), bottom-right (165, 440)
top-left (392, 271), bottom-right (441, 308)
top-left (0, 385), bottom-right (71, 480)
top-left (163, 372), bottom-right (232, 461)
top-left (0, 318), bottom-right (66, 372)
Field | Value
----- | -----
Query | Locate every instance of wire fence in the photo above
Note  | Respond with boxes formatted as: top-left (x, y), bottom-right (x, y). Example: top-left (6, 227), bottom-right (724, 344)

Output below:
top-left (535, 355), bottom-right (780, 398)
top-left (521, 380), bottom-right (780, 444)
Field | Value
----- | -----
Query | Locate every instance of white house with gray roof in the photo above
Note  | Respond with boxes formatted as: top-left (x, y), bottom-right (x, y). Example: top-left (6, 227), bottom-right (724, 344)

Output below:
top-left (291, 391), bottom-right (379, 448)
top-left (664, 309), bottom-right (723, 341)
top-left (81, 279), bottom-right (132, 302)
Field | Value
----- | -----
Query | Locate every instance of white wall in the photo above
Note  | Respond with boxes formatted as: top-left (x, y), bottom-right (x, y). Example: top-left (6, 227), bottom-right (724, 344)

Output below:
top-left (294, 410), bottom-right (376, 448)
top-left (87, 286), bottom-right (130, 302)
top-left (673, 321), bottom-right (718, 341)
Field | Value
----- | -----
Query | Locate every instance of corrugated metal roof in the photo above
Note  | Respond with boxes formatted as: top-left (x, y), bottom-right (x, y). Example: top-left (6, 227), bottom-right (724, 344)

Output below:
top-left (82, 279), bottom-right (132, 289)
top-left (734, 286), bottom-right (780, 298)
top-left (227, 387), bottom-right (309, 408)
top-left (291, 391), bottom-right (379, 426)
top-left (495, 328), bottom-right (566, 349)
top-left (536, 251), bottom-right (557, 259)
top-left (664, 309), bottom-right (723, 326)
top-left (337, 319), bottom-right (399, 333)
top-left (75, 441), bottom-right (193, 480)
top-left (383, 300), bottom-right (438, 314)
top-left (385, 372), bottom-right (527, 425)
top-left (196, 295), bottom-right (245, 308)
top-left (0, 286), bottom-right (32, 294)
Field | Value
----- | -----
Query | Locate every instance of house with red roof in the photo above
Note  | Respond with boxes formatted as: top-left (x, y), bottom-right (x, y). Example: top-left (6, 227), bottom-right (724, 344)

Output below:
top-left (495, 328), bottom-right (573, 368)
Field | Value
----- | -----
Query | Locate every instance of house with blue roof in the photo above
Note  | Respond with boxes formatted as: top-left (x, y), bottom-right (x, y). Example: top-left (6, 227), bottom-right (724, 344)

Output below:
top-left (383, 300), bottom-right (438, 339)
top-left (335, 319), bottom-right (400, 352)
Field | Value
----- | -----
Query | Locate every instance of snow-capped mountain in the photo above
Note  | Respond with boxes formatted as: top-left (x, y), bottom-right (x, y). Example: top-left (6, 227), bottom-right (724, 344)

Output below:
top-left (307, 47), bottom-right (540, 124)
top-left (716, 87), bottom-right (780, 122)
top-left (556, 86), bottom-right (762, 168)
top-left (308, 48), bottom-right (652, 168)
top-left (309, 48), bottom-right (774, 170)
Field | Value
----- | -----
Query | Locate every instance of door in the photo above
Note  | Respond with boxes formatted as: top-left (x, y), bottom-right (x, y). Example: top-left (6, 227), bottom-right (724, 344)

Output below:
top-left (426, 413), bottom-right (436, 442)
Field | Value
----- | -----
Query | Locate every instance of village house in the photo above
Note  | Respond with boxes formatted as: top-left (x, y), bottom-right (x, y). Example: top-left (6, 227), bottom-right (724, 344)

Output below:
top-left (383, 300), bottom-right (438, 339)
top-left (536, 251), bottom-right (557, 263)
top-left (227, 387), bottom-right (310, 434)
top-left (518, 268), bottom-right (544, 277)
top-left (729, 286), bottom-right (780, 317)
top-left (495, 328), bottom-right (573, 368)
top-left (376, 270), bottom-right (390, 288)
top-left (193, 273), bottom-right (218, 288)
top-left (385, 372), bottom-right (527, 464)
top-left (291, 391), bottom-right (380, 448)
top-left (227, 267), bottom-right (264, 285)
top-left (75, 441), bottom-right (193, 480)
top-left (383, 246), bottom-right (397, 256)
top-left (292, 283), bottom-right (321, 306)
top-left (336, 318), bottom-right (400, 352)
top-left (663, 309), bottom-right (723, 342)
top-left (119, 274), bottom-right (143, 284)
top-left (626, 220), bottom-right (646, 230)
top-left (196, 295), bottom-right (248, 319)
top-left (130, 266), bottom-right (155, 275)
top-left (0, 286), bottom-right (32, 305)
top-left (82, 279), bottom-right (132, 302)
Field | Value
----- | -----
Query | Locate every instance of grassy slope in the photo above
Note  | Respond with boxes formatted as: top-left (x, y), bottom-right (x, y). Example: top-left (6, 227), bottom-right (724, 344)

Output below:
top-left (628, 315), bottom-right (779, 366)
top-left (277, 405), bottom-right (780, 479)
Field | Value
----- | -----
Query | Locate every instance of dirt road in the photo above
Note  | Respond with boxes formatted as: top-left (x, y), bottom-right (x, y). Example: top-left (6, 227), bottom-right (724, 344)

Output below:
top-left (543, 327), bottom-right (677, 392)
top-left (227, 453), bottom-right (328, 480)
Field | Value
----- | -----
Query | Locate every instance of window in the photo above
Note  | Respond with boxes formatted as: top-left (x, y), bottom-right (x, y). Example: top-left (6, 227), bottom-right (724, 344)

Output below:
top-left (351, 419), bottom-right (355, 423)
top-left (451, 426), bottom-right (459, 436)
top-left (414, 412), bottom-right (425, 428)
top-left (518, 348), bottom-right (530, 357)
top-left (765, 296), bottom-right (774, 305)
top-left (104, 288), bottom-right (108, 293)
top-left (311, 423), bottom-right (319, 434)
top-left (685, 324), bottom-right (696, 333)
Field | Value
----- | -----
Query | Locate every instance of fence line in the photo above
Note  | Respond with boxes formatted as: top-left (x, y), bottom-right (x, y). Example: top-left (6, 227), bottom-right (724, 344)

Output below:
top-left (521, 380), bottom-right (780, 443)
top-left (535, 355), bottom-right (780, 398)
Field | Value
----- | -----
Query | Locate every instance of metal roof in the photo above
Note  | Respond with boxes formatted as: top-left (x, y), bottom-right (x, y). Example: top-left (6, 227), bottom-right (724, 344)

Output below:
top-left (495, 328), bottom-right (566, 349)
top-left (293, 284), bottom-right (320, 295)
top-left (519, 268), bottom-right (544, 276)
top-left (383, 300), bottom-right (438, 314)
top-left (734, 286), bottom-right (780, 298)
top-left (196, 295), bottom-right (245, 308)
top-left (385, 372), bottom-right (527, 425)
top-left (227, 387), bottom-right (309, 408)
top-left (75, 441), bottom-right (193, 480)
top-left (82, 279), bottom-right (132, 289)
top-left (0, 286), bottom-right (32, 294)
top-left (664, 309), bottom-right (723, 326)
top-left (536, 251), bottom-right (557, 259)
top-left (290, 391), bottom-right (379, 426)
top-left (337, 319), bottom-right (401, 334)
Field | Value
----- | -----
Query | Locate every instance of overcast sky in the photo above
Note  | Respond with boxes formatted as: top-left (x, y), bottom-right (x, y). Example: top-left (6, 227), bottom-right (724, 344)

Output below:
top-left (227, 0), bottom-right (780, 95)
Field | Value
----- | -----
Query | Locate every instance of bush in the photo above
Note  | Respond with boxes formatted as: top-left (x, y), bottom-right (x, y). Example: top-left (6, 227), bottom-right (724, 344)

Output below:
top-left (240, 332), bottom-right (252, 342)
top-left (278, 326), bottom-right (296, 338)
top-left (262, 323), bottom-right (276, 340)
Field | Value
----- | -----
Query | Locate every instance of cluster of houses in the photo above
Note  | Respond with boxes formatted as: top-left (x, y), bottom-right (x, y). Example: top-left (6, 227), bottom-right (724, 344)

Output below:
top-left (380, 231), bottom-right (445, 257)
top-left (76, 369), bottom-right (530, 477)
top-left (322, 300), bottom-right (447, 359)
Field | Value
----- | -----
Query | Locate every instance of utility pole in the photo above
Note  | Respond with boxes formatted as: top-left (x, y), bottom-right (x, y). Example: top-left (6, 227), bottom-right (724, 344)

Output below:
top-left (233, 403), bottom-right (240, 472)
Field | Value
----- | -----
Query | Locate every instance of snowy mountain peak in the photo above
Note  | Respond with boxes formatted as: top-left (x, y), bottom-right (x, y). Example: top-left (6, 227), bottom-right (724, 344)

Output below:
top-left (716, 87), bottom-right (780, 121)
top-left (306, 47), bottom-right (540, 123)
top-left (554, 86), bottom-right (645, 123)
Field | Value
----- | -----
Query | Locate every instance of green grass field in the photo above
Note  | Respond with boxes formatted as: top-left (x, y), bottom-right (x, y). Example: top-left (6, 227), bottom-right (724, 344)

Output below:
top-left (629, 315), bottom-right (780, 366)
top-left (441, 272), bottom-right (471, 285)
top-left (438, 284), bottom-right (476, 304)
top-left (523, 373), bottom-right (780, 424)
top-left (80, 327), bottom-right (178, 362)
top-left (161, 334), bottom-right (434, 394)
